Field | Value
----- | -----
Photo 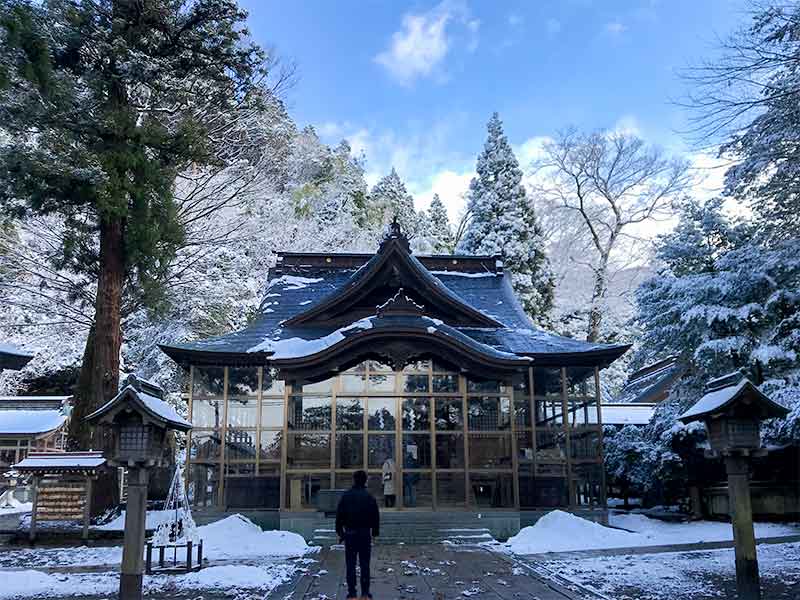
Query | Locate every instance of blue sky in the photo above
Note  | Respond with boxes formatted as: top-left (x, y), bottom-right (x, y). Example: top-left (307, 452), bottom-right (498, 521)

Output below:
top-left (240, 0), bottom-right (748, 218)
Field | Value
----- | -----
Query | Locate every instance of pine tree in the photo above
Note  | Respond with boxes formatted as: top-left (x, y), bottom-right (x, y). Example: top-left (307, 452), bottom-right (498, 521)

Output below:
top-left (365, 168), bottom-right (419, 235)
top-left (0, 0), bottom-right (277, 451)
top-left (458, 113), bottom-right (554, 324)
top-left (428, 194), bottom-right (454, 253)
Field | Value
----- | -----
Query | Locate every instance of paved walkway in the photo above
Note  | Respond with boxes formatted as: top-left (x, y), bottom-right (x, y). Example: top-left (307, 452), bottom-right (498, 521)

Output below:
top-left (270, 544), bottom-right (601, 599)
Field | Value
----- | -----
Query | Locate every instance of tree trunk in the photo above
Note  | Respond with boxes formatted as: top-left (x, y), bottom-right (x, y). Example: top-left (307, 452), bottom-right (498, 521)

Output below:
top-left (68, 217), bottom-right (125, 512)
top-left (587, 250), bottom-right (611, 343)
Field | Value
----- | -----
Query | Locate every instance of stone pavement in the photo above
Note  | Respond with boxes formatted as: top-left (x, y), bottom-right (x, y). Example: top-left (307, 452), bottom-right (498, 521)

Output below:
top-left (270, 544), bottom-right (601, 599)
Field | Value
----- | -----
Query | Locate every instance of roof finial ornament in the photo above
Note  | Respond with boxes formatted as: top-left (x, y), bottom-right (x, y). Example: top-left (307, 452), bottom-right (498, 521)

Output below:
top-left (379, 215), bottom-right (411, 254)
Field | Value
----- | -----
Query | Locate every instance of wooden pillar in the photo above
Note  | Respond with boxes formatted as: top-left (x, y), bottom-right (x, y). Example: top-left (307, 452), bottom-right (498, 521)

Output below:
top-left (29, 475), bottom-right (40, 543)
top-left (82, 476), bottom-right (93, 542)
top-left (725, 455), bottom-right (761, 600)
top-left (120, 467), bottom-right (149, 600)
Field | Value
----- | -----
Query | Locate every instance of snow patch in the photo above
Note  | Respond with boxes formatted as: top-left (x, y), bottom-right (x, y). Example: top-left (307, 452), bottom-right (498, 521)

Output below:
top-left (248, 317), bottom-right (374, 356)
top-left (200, 514), bottom-right (314, 558)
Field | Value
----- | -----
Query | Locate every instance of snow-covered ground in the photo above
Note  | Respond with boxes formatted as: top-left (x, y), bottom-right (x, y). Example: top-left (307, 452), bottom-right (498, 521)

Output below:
top-left (497, 510), bottom-right (800, 555)
top-left (538, 542), bottom-right (800, 600)
top-left (0, 514), bottom-right (315, 571)
top-left (0, 563), bottom-right (300, 600)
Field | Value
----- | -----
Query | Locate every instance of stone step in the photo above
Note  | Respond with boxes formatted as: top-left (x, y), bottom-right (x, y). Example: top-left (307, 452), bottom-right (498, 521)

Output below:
top-left (310, 527), bottom-right (494, 546)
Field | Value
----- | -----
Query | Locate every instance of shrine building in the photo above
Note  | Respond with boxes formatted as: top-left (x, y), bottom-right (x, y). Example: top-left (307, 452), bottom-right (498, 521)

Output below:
top-left (160, 224), bottom-right (628, 534)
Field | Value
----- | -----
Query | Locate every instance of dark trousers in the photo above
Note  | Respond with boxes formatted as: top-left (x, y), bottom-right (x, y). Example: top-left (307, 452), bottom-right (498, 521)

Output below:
top-left (344, 528), bottom-right (372, 598)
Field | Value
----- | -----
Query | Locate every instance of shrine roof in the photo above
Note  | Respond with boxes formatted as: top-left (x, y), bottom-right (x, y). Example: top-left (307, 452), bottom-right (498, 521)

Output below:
top-left (160, 227), bottom-right (629, 369)
top-left (0, 342), bottom-right (34, 371)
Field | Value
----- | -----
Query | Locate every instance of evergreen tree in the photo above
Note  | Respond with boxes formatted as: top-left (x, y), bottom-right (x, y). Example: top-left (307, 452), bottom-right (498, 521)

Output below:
top-left (428, 194), bottom-right (454, 253)
top-left (365, 168), bottom-right (419, 235)
top-left (0, 0), bottom-right (277, 450)
top-left (458, 113), bottom-right (554, 324)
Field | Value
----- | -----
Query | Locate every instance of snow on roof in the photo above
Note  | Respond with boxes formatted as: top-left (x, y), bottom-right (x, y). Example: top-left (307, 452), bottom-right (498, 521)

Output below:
top-left (14, 451), bottom-right (106, 471)
top-left (679, 377), bottom-right (788, 423)
top-left (601, 404), bottom-right (656, 426)
top-left (0, 410), bottom-right (66, 435)
top-left (249, 317), bottom-right (374, 356)
top-left (86, 375), bottom-right (191, 431)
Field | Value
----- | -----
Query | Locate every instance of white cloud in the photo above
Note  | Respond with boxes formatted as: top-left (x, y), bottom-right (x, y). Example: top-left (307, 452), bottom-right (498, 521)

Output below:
top-left (605, 21), bottom-right (627, 35)
top-left (374, 2), bottom-right (479, 85)
top-left (546, 18), bottom-right (562, 35)
top-left (611, 115), bottom-right (641, 137)
top-left (412, 169), bottom-right (474, 219)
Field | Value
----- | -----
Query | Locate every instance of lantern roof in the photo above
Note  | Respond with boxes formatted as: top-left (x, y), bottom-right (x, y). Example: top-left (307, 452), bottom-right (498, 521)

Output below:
top-left (679, 374), bottom-right (789, 424)
top-left (85, 374), bottom-right (191, 432)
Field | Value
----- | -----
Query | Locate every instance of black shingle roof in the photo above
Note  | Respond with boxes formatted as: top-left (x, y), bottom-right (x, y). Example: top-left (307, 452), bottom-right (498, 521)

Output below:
top-left (160, 254), bottom-right (629, 368)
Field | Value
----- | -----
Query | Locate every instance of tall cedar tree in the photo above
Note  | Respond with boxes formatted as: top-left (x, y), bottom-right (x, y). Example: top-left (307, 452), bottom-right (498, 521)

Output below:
top-left (458, 113), bottom-right (554, 324)
top-left (0, 0), bottom-right (272, 452)
top-left (428, 193), bottom-right (454, 253)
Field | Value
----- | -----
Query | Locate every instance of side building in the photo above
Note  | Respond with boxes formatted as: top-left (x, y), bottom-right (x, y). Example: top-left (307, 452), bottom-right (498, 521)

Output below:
top-left (160, 224), bottom-right (629, 534)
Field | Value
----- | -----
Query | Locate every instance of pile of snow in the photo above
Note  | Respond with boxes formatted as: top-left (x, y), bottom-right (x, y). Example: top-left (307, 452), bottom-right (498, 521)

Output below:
top-left (200, 514), bottom-right (313, 558)
top-left (0, 496), bottom-right (32, 515)
top-left (610, 512), bottom-right (800, 545)
top-left (503, 510), bottom-right (642, 554)
top-left (0, 571), bottom-right (117, 599)
top-left (502, 510), bottom-right (800, 556)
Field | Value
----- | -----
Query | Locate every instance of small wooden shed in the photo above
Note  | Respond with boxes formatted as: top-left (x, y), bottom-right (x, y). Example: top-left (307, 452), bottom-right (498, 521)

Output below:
top-left (13, 451), bottom-right (107, 541)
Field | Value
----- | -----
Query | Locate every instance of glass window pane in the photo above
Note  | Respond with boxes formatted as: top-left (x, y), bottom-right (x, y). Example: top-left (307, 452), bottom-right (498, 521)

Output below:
top-left (189, 430), bottom-right (222, 462)
top-left (336, 397), bottom-right (365, 430)
top-left (402, 374), bottom-right (429, 393)
top-left (516, 430), bottom-right (534, 461)
top-left (402, 398), bottom-right (430, 431)
top-left (467, 378), bottom-right (500, 393)
top-left (436, 473), bottom-right (466, 507)
top-left (192, 366), bottom-right (225, 400)
top-left (368, 398), bottom-right (396, 430)
top-left (188, 463), bottom-right (220, 508)
top-left (340, 373), bottom-right (367, 394)
top-left (574, 463), bottom-right (604, 507)
top-left (534, 367), bottom-right (564, 426)
top-left (301, 378), bottom-right (333, 394)
top-left (286, 433), bottom-right (331, 469)
top-left (467, 397), bottom-right (510, 431)
top-left (435, 398), bottom-right (464, 430)
top-left (368, 434), bottom-right (395, 468)
top-left (432, 374), bottom-right (458, 393)
top-left (259, 430), bottom-right (283, 461)
top-left (368, 372), bottom-right (395, 392)
top-left (286, 474), bottom-right (331, 510)
top-left (402, 360), bottom-right (430, 372)
top-left (402, 434), bottom-right (431, 469)
top-left (225, 469), bottom-right (280, 509)
top-left (468, 434), bottom-right (512, 469)
top-left (469, 473), bottom-right (514, 508)
top-left (566, 367), bottom-right (599, 426)
top-left (527, 470), bottom-right (568, 507)
top-left (402, 472), bottom-right (432, 508)
top-left (288, 396), bottom-right (331, 430)
top-left (261, 397), bottom-right (284, 428)
top-left (535, 429), bottom-right (567, 461)
top-left (570, 428), bottom-right (601, 461)
top-left (192, 398), bottom-right (224, 429)
top-left (368, 360), bottom-right (393, 372)
top-left (336, 433), bottom-right (364, 469)
top-left (226, 429), bottom-right (257, 461)
top-left (514, 397), bottom-right (532, 428)
top-left (435, 434), bottom-right (465, 469)
top-left (228, 367), bottom-right (258, 399)
top-left (365, 472), bottom-right (397, 508)
top-left (227, 397), bottom-right (257, 428)
top-left (262, 370), bottom-right (285, 395)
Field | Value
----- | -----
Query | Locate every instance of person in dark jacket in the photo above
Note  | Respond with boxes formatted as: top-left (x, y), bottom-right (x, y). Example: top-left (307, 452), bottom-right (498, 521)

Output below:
top-left (336, 470), bottom-right (380, 599)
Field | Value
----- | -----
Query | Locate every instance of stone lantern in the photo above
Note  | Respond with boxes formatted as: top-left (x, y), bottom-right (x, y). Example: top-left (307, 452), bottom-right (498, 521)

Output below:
top-left (679, 372), bottom-right (788, 600)
top-left (86, 374), bottom-right (191, 600)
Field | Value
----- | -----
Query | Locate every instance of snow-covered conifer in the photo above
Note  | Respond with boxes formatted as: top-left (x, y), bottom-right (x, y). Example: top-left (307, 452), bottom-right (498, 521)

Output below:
top-left (458, 113), bottom-right (554, 324)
